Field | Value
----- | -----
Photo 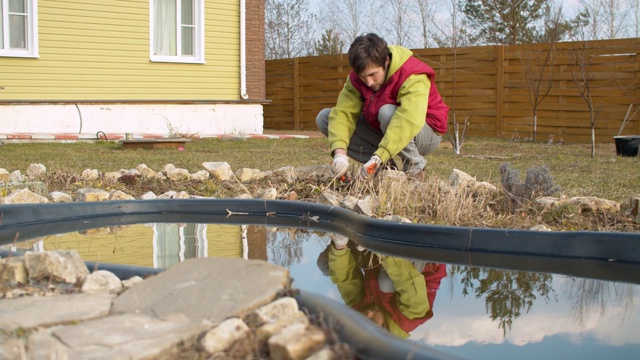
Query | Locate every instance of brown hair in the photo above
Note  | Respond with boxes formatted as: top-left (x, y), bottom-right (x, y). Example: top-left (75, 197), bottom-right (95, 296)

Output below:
top-left (347, 33), bottom-right (389, 74)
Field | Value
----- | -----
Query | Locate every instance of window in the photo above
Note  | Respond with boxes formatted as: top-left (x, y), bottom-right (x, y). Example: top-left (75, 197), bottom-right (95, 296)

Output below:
top-left (0, 0), bottom-right (38, 57)
top-left (150, 0), bottom-right (204, 63)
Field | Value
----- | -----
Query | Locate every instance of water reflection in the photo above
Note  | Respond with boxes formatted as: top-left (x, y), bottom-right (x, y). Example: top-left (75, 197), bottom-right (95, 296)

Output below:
top-left (5, 223), bottom-right (639, 359)
top-left (317, 237), bottom-right (446, 339)
top-left (451, 265), bottom-right (555, 336)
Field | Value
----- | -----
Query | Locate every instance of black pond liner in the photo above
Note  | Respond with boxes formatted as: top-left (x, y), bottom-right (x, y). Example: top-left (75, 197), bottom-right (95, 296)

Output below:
top-left (2, 199), bottom-right (640, 359)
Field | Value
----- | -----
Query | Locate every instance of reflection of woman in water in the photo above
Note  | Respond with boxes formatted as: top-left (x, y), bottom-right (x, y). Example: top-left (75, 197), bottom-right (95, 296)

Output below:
top-left (319, 234), bottom-right (446, 339)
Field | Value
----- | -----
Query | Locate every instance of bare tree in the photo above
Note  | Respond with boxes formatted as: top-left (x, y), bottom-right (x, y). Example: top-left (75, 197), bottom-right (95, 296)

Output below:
top-left (570, 42), bottom-right (603, 158)
top-left (414, 0), bottom-right (437, 48)
top-left (598, 0), bottom-right (630, 38)
top-left (633, 0), bottom-right (640, 37)
top-left (431, 0), bottom-right (472, 154)
top-left (265, 0), bottom-right (318, 60)
top-left (519, 42), bottom-right (557, 141)
top-left (387, 0), bottom-right (414, 47)
top-left (318, 0), bottom-right (363, 43)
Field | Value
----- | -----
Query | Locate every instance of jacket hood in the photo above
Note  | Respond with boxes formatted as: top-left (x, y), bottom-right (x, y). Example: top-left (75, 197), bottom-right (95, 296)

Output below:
top-left (386, 45), bottom-right (414, 80)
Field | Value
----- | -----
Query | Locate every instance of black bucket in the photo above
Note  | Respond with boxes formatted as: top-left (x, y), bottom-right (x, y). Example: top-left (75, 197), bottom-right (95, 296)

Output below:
top-left (613, 135), bottom-right (640, 157)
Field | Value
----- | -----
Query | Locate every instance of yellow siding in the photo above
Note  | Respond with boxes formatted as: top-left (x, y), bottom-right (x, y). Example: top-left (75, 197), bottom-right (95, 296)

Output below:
top-left (0, 0), bottom-right (240, 101)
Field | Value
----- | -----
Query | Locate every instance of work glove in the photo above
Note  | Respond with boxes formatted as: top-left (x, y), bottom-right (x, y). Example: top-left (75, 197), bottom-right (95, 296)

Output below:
top-left (331, 153), bottom-right (349, 178)
top-left (358, 155), bottom-right (382, 180)
top-left (331, 233), bottom-right (349, 249)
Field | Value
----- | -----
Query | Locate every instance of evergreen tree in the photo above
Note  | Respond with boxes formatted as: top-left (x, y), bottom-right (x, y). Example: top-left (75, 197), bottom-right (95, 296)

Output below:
top-left (462, 0), bottom-right (549, 44)
top-left (312, 29), bottom-right (345, 55)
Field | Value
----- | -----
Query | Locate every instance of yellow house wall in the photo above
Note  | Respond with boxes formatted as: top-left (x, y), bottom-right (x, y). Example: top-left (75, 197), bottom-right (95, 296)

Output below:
top-left (0, 0), bottom-right (240, 101)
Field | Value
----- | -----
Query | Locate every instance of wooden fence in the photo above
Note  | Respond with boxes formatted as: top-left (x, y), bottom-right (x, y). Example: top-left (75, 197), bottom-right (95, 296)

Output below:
top-left (265, 38), bottom-right (640, 143)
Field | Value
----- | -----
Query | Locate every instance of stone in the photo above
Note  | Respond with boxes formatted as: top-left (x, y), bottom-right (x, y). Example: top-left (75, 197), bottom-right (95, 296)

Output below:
top-left (245, 297), bottom-right (300, 328)
top-left (559, 196), bottom-right (620, 213)
top-left (0, 257), bottom-right (28, 284)
top-left (109, 189), bottom-right (135, 201)
top-left (111, 258), bottom-right (290, 324)
top-left (476, 181), bottom-right (498, 192)
top-left (175, 191), bottom-right (191, 199)
top-left (190, 170), bottom-right (210, 181)
top-left (283, 191), bottom-right (298, 201)
top-left (0, 167), bottom-right (9, 182)
top-left (236, 168), bottom-right (266, 182)
top-left (256, 187), bottom-right (278, 200)
top-left (137, 164), bottom-right (158, 179)
top-left (10, 170), bottom-right (23, 183)
top-left (341, 195), bottom-right (359, 210)
top-left (272, 166), bottom-right (297, 183)
top-left (530, 224), bottom-right (552, 231)
top-left (235, 193), bottom-right (253, 199)
top-left (158, 191), bottom-right (178, 199)
top-left (200, 318), bottom-right (251, 354)
top-left (81, 270), bottom-right (123, 293)
top-left (305, 347), bottom-right (335, 360)
top-left (140, 191), bottom-right (157, 200)
top-left (126, 168), bottom-right (141, 177)
top-left (41, 313), bottom-right (205, 360)
top-left (76, 188), bottom-right (110, 202)
top-left (1, 188), bottom-right (49, 204)
top-left (49, 191), bottom-right (73, 203)
top-left (535, 196), bottom-right (559, 207)
top-left (163, 163), bottom-right (177, 173)
top-left (449, 168), bottom-right (476, 187)
top-left (202, 161), bottom-right (234, 181)
top-left (255, 311), bottom-right (309, 341)
top-left (121, 276), bottom-right (144, 288)
top-left (0, 292), bottom-right (114, 331)
top-left (167, 168), bottom-right (190, 181)
top-left (267, 323), bottom-right (326, 360)
top-left (103, 171), bottom-right (122, 183)
top-left (355, 195), bottom-right (377, 217)
top-left (317, 192), bottom-right (341, 207)
top-left (24, 250), bottom-right (90, 284)
top-left (81, 169), bottom-right (99, 181)
top-left (26, 163), bottom-right (47, 180)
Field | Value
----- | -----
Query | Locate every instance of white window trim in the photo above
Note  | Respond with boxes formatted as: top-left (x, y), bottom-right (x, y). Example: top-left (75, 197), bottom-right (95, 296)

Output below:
top-left (0, 0), bottom-right (39, 58)
top-left (149, 0), bottom-right (204, 64)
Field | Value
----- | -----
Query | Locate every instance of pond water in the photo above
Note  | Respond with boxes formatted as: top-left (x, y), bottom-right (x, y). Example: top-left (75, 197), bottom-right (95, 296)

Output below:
top-left (6, 222), bottom-right (640, 360)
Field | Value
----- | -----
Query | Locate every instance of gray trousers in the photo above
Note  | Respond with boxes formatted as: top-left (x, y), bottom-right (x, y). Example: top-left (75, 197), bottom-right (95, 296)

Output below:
top-left (316, 105), bottom-right (442, 175)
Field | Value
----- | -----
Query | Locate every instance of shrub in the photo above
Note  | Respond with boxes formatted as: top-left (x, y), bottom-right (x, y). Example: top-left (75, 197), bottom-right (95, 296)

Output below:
top-left (499, 163), bottom-right (560, 210)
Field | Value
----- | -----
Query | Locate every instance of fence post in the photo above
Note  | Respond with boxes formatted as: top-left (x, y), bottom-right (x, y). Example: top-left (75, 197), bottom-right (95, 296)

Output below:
top-left (496, 45), bottom-right (505, 138)
top-left (293, 58), bottom-right (300, 130)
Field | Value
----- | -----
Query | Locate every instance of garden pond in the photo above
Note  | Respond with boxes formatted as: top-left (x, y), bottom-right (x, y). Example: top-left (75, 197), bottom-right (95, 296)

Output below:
top-left (5, 221), bottom-right (640, 360)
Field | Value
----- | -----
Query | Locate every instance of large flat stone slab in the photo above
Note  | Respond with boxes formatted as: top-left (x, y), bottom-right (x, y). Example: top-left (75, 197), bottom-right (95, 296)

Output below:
top-left (28, 314), bottom-right (206, 360)
top-left (0, 292), bottom-right (114, 331)
top-left (111, 257), bottom-right (290, 324)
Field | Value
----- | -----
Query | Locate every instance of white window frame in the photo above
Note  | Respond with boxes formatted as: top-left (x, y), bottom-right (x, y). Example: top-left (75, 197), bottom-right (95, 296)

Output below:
top-left (0, 0), bottom-right (39, 58)
top-left (149, 0), bottom-right (204, 64)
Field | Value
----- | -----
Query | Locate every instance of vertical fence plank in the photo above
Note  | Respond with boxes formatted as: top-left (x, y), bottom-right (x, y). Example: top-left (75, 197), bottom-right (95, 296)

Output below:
top-left (496, 45), bottom-right (505, 138)
top-left (293, 58), bottom-right (300, 130)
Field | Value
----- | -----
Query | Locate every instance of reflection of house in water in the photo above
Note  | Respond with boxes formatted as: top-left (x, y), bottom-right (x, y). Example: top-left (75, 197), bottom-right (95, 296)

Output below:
top-left (153, 224), bottom-right (268, 268)
top-left (13, 223), bottom-right (268, 269)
